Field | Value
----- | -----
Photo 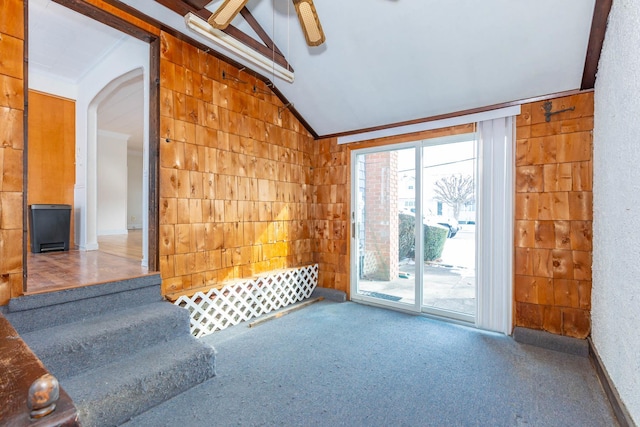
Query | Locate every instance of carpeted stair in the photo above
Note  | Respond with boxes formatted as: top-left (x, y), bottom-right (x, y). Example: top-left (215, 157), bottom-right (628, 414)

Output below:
top-left (4, 275), bottom-right (216, 426)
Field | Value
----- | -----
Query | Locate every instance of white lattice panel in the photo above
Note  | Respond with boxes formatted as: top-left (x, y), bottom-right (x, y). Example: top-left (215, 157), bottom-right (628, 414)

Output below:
top-left (175, 264), bottom-right (318, 338)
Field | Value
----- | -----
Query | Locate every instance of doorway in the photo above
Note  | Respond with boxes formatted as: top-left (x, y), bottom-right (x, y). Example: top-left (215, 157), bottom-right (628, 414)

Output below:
top-left (24, 0), bottom-right (159, 293)
top-left (350, 113), bottom-right (516, 333)
top-left (351, 134), bottom-right (477, 323)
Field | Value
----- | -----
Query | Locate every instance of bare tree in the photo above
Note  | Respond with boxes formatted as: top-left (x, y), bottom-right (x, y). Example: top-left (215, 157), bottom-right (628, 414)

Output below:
top-left (433, 174), bottom-right (474, 220)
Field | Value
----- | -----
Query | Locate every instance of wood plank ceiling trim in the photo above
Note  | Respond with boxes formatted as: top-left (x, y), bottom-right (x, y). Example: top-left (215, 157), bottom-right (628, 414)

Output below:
top-left (154, 0), bottom-right (292, 71)
top-left (319, 88), bottom-right (594, 140)
top-left (581, 0), bottom-right (613, 90)
top-left (182, 0), bottom-right (210, 9)
top-left (52, 0), bottom-right (157, 41)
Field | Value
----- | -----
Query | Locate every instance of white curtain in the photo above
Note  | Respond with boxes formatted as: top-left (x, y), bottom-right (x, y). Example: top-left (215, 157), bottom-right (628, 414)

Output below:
top-left (475, 116), bottom-right (515, 334)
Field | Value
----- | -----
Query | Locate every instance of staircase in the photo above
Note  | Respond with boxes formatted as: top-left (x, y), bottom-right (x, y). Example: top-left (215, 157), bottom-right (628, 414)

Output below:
top-left (4, 275), bottom-right (216, 427)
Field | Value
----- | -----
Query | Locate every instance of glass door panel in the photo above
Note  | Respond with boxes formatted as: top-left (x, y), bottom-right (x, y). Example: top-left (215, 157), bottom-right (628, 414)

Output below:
top-left (353, 147), bottom-right (419, 311)
top-left (421, 138), bottom-right (477, 320)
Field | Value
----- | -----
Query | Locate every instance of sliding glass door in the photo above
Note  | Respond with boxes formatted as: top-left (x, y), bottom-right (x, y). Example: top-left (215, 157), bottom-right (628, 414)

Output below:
top-left (351, 135), bottom-right (478, 322)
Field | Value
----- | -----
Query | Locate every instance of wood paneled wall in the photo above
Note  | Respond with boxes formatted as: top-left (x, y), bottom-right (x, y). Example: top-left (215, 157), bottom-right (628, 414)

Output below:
top-left (158, 33), bottom-right (315, 298)
top-left (0, 0), bottom-right (25, 305)
top-left (312, 138), bottom-right (350, 292)
top-left (315, 104), bottom-right (594, 340)
top-left (27, 91), bottom-right (76, 248)
top-left (514, 92), bottom-right (594, 338)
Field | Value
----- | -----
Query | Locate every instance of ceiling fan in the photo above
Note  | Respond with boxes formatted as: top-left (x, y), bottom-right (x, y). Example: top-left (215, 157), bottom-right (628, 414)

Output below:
top-left (208, 0), bottom-right (326, 47)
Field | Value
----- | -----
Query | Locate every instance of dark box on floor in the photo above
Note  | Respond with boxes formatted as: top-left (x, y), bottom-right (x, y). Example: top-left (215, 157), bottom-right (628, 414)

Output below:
top-left (29, 204), bottom-right (71, 253)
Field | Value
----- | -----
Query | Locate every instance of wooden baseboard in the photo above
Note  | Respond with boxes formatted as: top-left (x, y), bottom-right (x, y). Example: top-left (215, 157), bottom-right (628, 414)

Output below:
top-left (588, 338), bottom-right (635, 427)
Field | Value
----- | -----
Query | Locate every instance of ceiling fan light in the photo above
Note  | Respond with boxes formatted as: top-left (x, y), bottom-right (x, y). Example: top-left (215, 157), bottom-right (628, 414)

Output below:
top-left (208, 0), bottom-right (249, 29)
top-left (293, 0), bottom-right (326, 47)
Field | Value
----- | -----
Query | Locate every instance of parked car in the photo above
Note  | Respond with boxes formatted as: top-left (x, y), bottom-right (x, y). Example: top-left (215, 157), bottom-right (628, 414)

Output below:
top-left (401, 210), bottom-right (460, 238)
top-left (425, 215), bottom-right (460, 238)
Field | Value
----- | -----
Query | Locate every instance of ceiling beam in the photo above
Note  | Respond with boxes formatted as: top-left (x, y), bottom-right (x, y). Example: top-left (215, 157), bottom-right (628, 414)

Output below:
top-left (153, 0), bottom-right (292, 71)
top-left (240, 7), bottom-right (284, 58)
top-left (182, 0), bottom-right (210, 9)
top-left (581, 0), bottom-right (613, 90)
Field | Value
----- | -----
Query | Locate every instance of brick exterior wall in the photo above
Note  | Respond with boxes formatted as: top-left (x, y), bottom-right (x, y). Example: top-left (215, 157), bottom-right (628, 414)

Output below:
top-left (514, 92), bottom-right (594, 338)
top-left (361, 152), bottom-right (399, 280)
top-left (0, 0), bottom-right (25, 305)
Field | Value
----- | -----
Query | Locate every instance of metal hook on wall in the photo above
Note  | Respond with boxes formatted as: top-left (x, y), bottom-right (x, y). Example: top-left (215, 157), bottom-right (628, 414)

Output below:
top-left (222, 70), bottom-right (247, 85)
top-left (253, 85), bottom-right (272, 96)
top-left (278, 102), bottom-right (293, 119)
top-left (543, 101), bottom-right (575, 122)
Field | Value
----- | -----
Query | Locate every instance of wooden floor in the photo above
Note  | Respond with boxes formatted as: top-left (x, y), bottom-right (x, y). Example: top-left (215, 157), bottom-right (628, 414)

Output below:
top-left (26, 230), bottom-right (153, 294)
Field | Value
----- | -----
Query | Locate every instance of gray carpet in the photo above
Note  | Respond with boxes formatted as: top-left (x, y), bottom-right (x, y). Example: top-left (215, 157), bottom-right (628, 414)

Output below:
top-left (9, 279), bottom-right (215, 427)
top-left (125, 301), bottom-right (617, 427)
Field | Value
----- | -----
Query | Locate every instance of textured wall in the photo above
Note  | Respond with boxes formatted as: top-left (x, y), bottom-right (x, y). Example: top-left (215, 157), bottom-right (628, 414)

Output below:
top-left (311, 138), bottom-right (350, 292)
top-left (592, 0), bottom-right (640, 422)
top-left (0, 0), bottom-right (24, 305)
top-left (514, 93), bottom-right (594, 338)
top-left (158, 33), bottom-right (315, 298)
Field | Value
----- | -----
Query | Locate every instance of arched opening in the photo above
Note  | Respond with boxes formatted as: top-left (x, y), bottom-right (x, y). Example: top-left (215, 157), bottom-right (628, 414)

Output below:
top-left (85, 68), bottom-right (149, 267)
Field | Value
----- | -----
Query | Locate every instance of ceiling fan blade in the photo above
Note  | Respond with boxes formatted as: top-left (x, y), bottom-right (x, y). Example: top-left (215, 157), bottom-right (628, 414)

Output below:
top-left (292, 0), bottom-right (326, 47)
top-left (208, 0), bottom-right (249, 29)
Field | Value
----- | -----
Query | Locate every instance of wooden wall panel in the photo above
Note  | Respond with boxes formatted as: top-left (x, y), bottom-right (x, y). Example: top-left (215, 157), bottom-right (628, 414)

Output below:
top-left (159, 33), bottom-right (315, 299)
top-left (27, 91), bottom-right (76, 249)
top-left (314, 94), bottom-right (594, 340)
top-left (0, 0), bottom-right (24, 305)
top-left (514, 92), bottom-right (594, 339)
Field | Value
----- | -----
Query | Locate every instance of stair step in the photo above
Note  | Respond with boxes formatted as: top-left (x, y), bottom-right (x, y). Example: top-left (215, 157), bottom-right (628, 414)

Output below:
top-left (7, 275), bottom-right (162, 334)
top-left (63, 335), bottom-right (216, 427)
top-left (22, 301), bottom-right (189, 380)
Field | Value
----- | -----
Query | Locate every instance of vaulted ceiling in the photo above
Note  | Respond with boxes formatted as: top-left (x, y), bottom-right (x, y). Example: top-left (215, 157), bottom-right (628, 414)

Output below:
top-left (30, 0), bottom-right (606, 139)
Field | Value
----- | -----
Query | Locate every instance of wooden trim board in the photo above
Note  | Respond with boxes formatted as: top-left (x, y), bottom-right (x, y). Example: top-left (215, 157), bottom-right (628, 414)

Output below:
top-left (581, 0), bottom-right (613, 90)
top-left (249, 297), bottom-right (324, 328)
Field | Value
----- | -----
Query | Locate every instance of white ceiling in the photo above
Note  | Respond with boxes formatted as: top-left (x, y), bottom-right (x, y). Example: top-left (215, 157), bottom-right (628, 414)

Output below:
top-left (29, 0), bottom-right (144, 150)
top-left (29, 0), bottom-right (597, 139)
top-left (229, 0), bottom-right (597, 136)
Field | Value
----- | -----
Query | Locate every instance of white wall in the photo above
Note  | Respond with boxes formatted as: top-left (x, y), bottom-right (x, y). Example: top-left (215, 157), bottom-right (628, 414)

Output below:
top-left (127, 150), bottom-right (143, 229)
top-left (97, 131), bottom-right (128, 235)
top-left (592, 0), bottom-right (640, 423)
top-left (29, 72), bottom-right (77, 100)
top-left (75, 37), bottom-right (149, 250)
